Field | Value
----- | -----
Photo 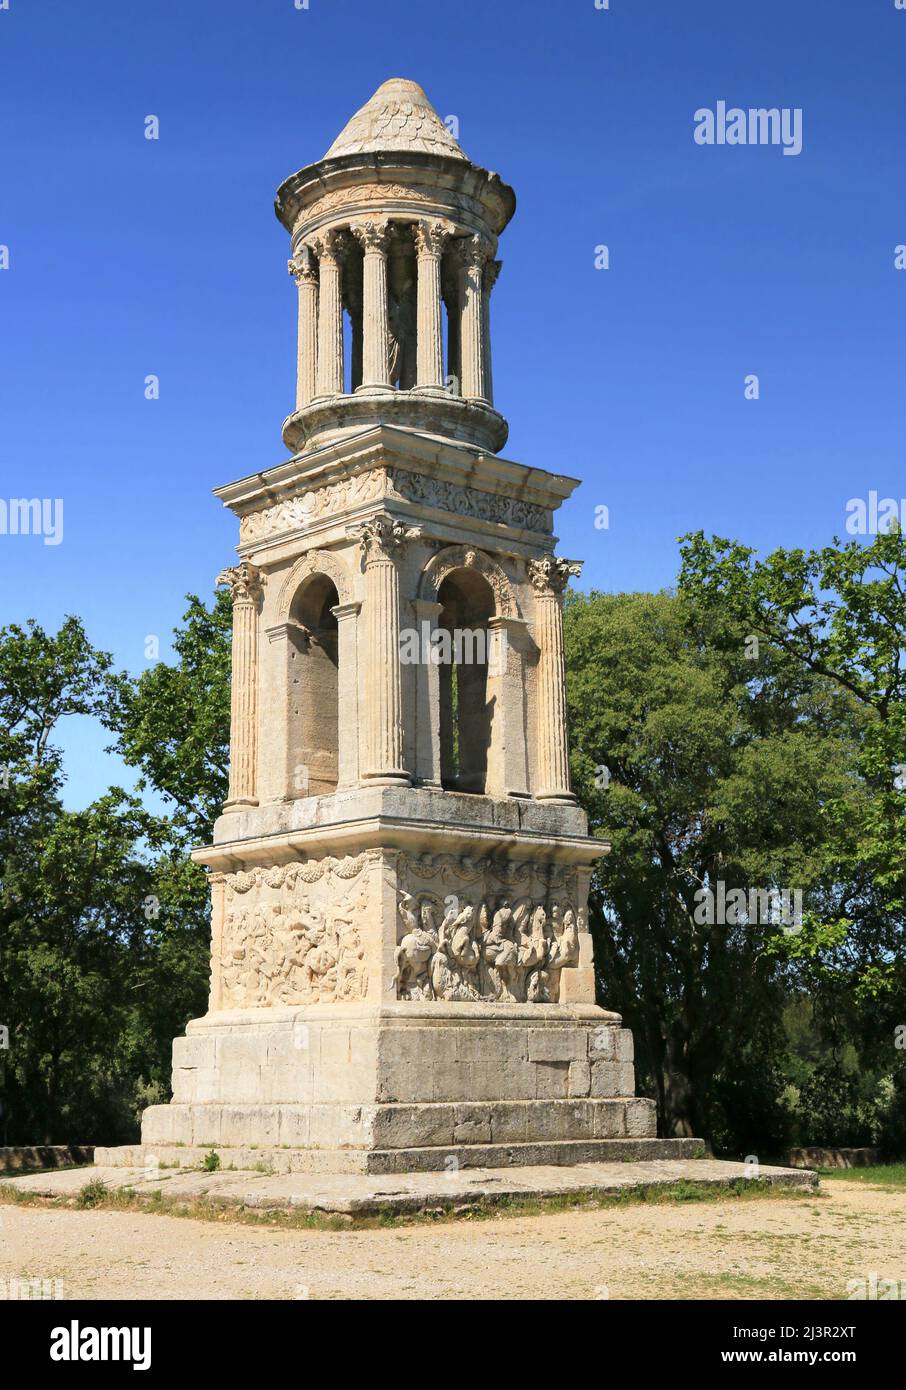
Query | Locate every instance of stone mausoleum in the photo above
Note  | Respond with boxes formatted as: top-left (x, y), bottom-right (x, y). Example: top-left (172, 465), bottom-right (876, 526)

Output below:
top-left (100, 79), bottom-right (702, 1175)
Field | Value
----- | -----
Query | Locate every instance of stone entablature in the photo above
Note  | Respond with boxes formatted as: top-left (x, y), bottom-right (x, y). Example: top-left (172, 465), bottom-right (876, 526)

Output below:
top-left (232, 466), bottom-right (551, 548)
top-left (216, 426), bottom-right (575, 555)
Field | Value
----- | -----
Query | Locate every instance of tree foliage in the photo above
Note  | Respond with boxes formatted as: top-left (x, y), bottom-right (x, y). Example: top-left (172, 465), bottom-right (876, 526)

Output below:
top-left (0, 599), bottom-right (228, 1144)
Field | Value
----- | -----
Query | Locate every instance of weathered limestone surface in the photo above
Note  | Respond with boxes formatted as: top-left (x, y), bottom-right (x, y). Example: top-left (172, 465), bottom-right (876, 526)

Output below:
top-left (11, 1159), bottom-right (819, 1217)
top-left (103, 78), bottom-right (706, 1175)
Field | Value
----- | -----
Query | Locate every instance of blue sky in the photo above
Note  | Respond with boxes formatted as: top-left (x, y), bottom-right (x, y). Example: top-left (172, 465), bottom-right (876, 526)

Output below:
top-left (1, 0), bottom-right (904, 806)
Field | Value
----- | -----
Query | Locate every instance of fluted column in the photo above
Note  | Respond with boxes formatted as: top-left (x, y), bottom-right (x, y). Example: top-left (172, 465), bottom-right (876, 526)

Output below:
top-left (350, 515), bottom-right (420, 784)
top-left (216, 560), bottom-right (265, 810)
top-left (414, 219), bottom-right (452, 394)
top-left (330, 600), bottom-right (362, 788)
top-left (288, 246), bottom-right (318, 409)
top-left (314, 229), bottom-right (345, 398)
top-left (482, 258), bottom-right (501, 407)
top-left (529, 556), bottom-right (582, 802)
top-left (351, 219), bottom-right (392, 393)
top-left (458, 235), bottom-right (492, 401)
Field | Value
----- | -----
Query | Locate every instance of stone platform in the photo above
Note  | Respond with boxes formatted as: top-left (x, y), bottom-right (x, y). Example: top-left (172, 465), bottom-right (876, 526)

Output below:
top-left (3, 1158), bottom-right (817, 1218)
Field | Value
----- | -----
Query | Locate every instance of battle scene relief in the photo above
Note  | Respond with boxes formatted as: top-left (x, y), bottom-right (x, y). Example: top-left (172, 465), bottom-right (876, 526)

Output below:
top-left (215, 854), bottom-right (375, 1007)
top-left (395, 853), bottom-right (585, 1004)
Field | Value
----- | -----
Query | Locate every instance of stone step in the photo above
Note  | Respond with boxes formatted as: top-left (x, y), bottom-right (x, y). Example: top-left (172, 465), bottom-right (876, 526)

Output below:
top-left (95, 1135), bottom-right (707, 1176)
top-left (141, 1095), bottom-right (658, 1151)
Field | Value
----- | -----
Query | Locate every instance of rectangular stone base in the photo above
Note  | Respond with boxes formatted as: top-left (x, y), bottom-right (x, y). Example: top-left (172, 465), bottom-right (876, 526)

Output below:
top-left (123, 1004), bottom-right (674, 1174)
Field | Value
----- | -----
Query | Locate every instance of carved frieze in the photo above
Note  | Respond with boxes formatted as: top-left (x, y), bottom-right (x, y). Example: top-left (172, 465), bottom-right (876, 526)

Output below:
top-left (217, 853), bottom-right (375, 1008)
top-left (395, 853), bottom-right (582, 1004)
top-left (237, 467), bottom-right (551, 545)
top-left (387, 469), bottom-right (550, 534)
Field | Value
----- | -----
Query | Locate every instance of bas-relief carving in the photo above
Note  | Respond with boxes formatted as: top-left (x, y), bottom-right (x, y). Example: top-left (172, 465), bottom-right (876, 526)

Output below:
top-left (240, 470), bottom-right (385, 543)
top-left (394, 854), bottom-right (582, 1004)
top-left (217, 854), bottom-right (375, 1008)
top-left (388, 470), bottom-right (550, 535)
top-left (238, 467), bottom-right (551, 544)
top-left (296, 183), bottom-right (484, 229)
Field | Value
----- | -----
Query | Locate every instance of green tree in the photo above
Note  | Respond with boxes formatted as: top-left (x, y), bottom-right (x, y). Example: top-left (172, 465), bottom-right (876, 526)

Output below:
top-left (564, 589), bottom-right (863, 1149)
top-left (678, 530), bottom-right (906, 1019)
top-left (0, 594), bottom-right (229, 1145)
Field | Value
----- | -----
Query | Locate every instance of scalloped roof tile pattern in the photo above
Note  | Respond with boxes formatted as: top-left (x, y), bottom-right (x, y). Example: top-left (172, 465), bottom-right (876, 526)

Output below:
top-left (323, 78), bottom-right (469, 162)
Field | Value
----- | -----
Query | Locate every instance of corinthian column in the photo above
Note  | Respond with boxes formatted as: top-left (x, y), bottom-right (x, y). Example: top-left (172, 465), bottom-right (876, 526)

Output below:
top-left (482, 257), bottom-right (501, 407)
top-left (288, 246), bottom-right (318, 409)
top-left (414, 219), bottom-right (452, 394)
top-left (351, 219), bottom-right (392, 393)
top-left (349, 515), bottom-right (420, 784)
top-left (458, 235), bottom-right (493, 401)
top-left (314, 228), bottom-right (345, 398)
top-left (529, 555), bottom-right (583, 802)
top-left (216, 560), bottom-right (266, 811)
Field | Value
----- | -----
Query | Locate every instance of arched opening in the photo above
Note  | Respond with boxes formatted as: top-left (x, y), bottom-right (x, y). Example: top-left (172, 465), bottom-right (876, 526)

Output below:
top-left (287, 573), bottom-right (340, 797)
top-left (437, 569), bottom-right (496, 794)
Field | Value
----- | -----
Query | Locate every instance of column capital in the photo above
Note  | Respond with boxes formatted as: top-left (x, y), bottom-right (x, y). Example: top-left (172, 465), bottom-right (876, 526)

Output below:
top-left (454, 232), bottom-right (496, 271)
top-left (529, 555), bottom-right (583, 598)
top-left (287, 246), bottom-right (318, 286)
top-left (483, 257), bottom-right (502, 292)
top-left (414, 218), bottom-right (455, 258)
top-left (312, 226), bottom-right (349, 264)
top-left (350, 217), bottom-right (391, 253)
top-left (348, 514), bottom-right (421, 566)
top-left (216, 560), bottom-right (266, 607)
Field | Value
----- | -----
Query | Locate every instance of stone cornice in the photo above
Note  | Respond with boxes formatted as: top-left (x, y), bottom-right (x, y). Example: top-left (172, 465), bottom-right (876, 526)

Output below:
top-left (275, 151), bottom-right (515, 240)
top-left (214, 425), bottom-right (579, 522)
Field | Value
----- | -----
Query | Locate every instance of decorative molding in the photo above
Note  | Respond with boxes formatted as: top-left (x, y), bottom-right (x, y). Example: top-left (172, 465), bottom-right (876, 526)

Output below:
top-left (238, 467), bottom-right (551, 544)
top-left (387, 468), bottom-right (549, 534)
top-left (419, 544), bottom-right (519, 618)
top-left (276, 548), bottom-right (355, 618)
top-left (300, 183), bottom-right (460, 224)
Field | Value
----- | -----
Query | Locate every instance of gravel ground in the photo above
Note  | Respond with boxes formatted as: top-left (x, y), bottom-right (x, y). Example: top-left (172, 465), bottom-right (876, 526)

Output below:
top-left (1, 1180), bottom-right (903, 1300)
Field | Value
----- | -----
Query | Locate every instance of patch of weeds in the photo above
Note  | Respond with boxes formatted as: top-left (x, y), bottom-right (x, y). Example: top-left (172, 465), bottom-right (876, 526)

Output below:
top-left (75, 1179), bottom-right (109, 1209)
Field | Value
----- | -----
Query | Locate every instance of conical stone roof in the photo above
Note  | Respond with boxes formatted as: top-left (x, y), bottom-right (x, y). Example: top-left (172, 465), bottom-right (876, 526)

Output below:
top-left (323, 77), bottom-right (468, 162)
